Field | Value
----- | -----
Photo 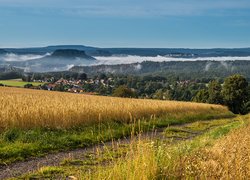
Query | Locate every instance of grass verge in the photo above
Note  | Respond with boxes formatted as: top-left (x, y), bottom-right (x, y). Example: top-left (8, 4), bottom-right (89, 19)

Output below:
top-left (17, 115), bottom-right (246, 180)
top-left (0, 113), bottom-right (233, 165)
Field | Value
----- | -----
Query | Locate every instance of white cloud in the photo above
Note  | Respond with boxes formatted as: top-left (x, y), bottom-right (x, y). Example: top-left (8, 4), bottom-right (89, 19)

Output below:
top-left (2, 53), bottom-right (50, 61)
top-left (66, 64), bottom-right (75, 70)
top-left (93, 55), bottom-right (250, 65)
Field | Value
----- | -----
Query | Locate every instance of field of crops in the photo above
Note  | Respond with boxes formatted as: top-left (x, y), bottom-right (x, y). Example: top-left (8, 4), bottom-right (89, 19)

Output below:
top-left (0, 87), bottom-right (244, 179)
top-left (0, 87), bottom-right (230, 129)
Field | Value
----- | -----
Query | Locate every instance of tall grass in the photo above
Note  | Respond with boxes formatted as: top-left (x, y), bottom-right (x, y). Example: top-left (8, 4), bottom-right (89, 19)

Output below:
top-left (175, 116), bottom-right (250, 179)
top-left (77, 116), bottom-right (248, 180)
top-left (0, 87), bottom-right (231, 129)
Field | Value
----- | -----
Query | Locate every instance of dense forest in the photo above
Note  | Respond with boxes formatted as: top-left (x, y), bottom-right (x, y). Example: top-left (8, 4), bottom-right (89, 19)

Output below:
top-left (71, 60), bottom-right (250, 80)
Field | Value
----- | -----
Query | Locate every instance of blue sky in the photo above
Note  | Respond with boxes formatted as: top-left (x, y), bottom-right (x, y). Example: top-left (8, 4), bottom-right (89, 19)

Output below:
top-left (0, 0), bottom-right (250, 48)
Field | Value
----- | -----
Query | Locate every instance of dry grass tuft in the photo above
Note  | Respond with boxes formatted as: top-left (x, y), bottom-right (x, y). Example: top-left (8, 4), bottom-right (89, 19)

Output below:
top-left (178, 116), bottom-right (250, 179)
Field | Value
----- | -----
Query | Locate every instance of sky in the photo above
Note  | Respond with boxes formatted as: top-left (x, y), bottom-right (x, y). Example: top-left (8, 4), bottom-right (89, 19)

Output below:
top-left (0, 0), bottom-right (250, 48)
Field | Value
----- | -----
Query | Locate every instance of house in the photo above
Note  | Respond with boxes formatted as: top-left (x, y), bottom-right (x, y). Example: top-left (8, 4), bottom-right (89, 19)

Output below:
top-left (67, 87), bottom-right (84, 93)
top-left (46, 84), bottom-right (56, 91)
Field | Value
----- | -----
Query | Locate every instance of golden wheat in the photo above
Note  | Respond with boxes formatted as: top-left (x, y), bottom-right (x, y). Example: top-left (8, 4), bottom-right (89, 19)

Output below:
top-left (179, 116), bottom-right (250, 179)
top-left (0, 87), bottom-right (229, 129)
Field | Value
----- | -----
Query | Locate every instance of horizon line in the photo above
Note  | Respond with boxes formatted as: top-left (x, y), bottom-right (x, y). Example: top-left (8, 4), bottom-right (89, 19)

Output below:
top-left (1, 44), bottom-right (250, 50)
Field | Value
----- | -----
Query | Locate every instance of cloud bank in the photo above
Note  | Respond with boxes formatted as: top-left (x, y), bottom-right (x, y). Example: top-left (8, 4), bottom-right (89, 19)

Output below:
top-left (93, 55), bottom-right (250, 65)
top-left (2, 53), bottom-right (50, 62)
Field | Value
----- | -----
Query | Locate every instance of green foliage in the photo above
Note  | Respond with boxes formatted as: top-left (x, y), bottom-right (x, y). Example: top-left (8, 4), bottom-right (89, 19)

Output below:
top-left (83, 83), bottom-right (95, 92)
top-left (26, 167), bottom-right (65, 179)
top-left (0, 112), bottom-right (233, 165)
top-left (22, 116), bottom-right (244, 180)
top-left (153, 89), bottom-right (171, 100)
top-left (77, 73), bottom-right (87, 80)
top-left (24, 83), bottom-right (33, 88)
top-left (193, 89), bottom-right (209, 103)
top-left (3, 129), bottom-right (21, 142)
top-left (71, 60), bottom-right (250, 81)
top-left (98, 85), bottom-right (112, 95)
top-left (22, 75), bottom-right (32, 82)
top-left (112, 85), bottom-right (136, 98)
top-left (239, 101), bottom-right (250, 115)
top-left (53, 84), bottom-right (65, 92)
top-left (0, 72), bottom-right (22, 80)
top-left (98, 73), bottom-right (107, 80)
top-left (222, 75), bottom-right (249, 114)
top-left (208, 80), bottom-right (223, 104)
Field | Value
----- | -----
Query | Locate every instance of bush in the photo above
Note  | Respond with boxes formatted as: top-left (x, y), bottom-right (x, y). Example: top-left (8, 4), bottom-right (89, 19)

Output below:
top-left (113, 85), bottom-right (136, 98)
top-left (24, 84), bottom-right (33, 88)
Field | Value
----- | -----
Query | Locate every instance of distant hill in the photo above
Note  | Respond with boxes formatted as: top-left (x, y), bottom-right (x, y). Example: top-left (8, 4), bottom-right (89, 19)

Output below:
top-left (70, 60), bottom-right (250, 80)
top-left (1, 45), bottom-right (250, 73)
top-left (3, 49), bottom-right (96, 72)
top-left (3, 45), bottom-right (250, 57)
top-left (51, 49), bottom-right (95, 60)
top-left (98, 47), bottom-right (250, 57)
top-left (4, 45), bottom-right (97, 55)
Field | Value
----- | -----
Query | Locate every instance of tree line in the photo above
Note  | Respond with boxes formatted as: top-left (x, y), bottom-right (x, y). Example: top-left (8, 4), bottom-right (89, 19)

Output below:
top-left (21, 71), bottom-right (250, 114)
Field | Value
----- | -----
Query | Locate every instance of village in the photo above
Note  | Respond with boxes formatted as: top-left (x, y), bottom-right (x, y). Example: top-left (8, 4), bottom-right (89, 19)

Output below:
top-left (32, 75), bottom-right (115, 94)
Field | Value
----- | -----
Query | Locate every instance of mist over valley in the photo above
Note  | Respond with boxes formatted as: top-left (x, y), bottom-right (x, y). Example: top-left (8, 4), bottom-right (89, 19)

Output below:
top-left (1, 45), bottom-right (250, 72)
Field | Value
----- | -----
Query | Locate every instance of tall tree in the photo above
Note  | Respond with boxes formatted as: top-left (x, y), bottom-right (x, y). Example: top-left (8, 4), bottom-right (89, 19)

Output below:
top-left (222, 75), bottom-right (249, 114)
top-left (193, 89), bottom-right (209, 103)
top-left (208, 80), bottom-right (223, 104)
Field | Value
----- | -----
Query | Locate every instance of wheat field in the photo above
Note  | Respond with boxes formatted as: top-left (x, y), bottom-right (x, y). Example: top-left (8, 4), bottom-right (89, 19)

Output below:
top-left (179, 116), bottom-right (250, 179)
top-left (0, 87), bottom-right (230, 129)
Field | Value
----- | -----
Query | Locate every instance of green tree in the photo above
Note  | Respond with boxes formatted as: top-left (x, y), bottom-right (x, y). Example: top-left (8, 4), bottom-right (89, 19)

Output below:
top-left (112, 85), bottom-right (136, 98)
top-left (24, 84), bottom-right (33, 88)
top-left (193, 89), bottom-right (209, 103)
top-left (222, 75), bottom-right (249, 114)
top-left (208, 80), bottom-right (223, 104)
top-left (154, 89), bottom-right (176, 100)
top-left (83, 83), bottom-right (95, 92)
top-left (22, 75), bottom-right (31, 82)
top-left (98, 73), bottom-right (107, 80)
top-left (53, 84), bottom-right (65, 92)
top-left (77, 73), bottom-right (87, 80)
top-left (98, 85), bottom-right (112, 95)
top-left (240, 101), bottom-right (250, 115)
top-left (70, 73), bottom-right (78, 80)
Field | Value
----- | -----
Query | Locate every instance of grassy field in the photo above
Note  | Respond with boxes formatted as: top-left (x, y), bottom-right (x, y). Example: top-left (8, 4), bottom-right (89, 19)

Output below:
top-left (1, 86), bottom-right (243, 180)
top-left (0, 87), bottom-right (235, 166)
top-left (19, 115), bottom-right (249, 179)
top-left (0, 79), bottom-right (44, 87)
